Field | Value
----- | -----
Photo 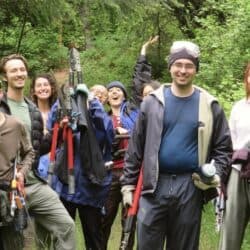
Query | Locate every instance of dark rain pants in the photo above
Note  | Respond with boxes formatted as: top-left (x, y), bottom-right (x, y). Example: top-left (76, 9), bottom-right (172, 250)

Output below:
top-left (61, 198), bottom-right (103, 250)
top-left (137, 173), bottom-right (203, 250)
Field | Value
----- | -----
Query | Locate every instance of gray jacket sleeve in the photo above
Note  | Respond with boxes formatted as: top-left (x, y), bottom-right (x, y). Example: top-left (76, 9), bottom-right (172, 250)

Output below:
top-left (121, 108), bottom-right (146, 186)
top-left (130, 55), bottom-right (152, 107)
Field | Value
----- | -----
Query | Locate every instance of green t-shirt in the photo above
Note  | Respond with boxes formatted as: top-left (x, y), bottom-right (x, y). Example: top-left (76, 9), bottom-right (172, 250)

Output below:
top-left (7, 97), bottom-right (39, 184)
top-left (7, 98), bottom-right (31, 136)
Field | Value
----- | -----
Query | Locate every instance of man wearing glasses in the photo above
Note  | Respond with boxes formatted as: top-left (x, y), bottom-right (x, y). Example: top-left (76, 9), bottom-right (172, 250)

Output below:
top-left (121, 41), bottom-right (232, 250)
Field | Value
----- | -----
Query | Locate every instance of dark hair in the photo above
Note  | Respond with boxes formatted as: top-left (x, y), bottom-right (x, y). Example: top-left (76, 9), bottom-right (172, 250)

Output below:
top-left (30, 73), bottom-right (58, 107)
top-left (0, 54), bottom-right (28, 75)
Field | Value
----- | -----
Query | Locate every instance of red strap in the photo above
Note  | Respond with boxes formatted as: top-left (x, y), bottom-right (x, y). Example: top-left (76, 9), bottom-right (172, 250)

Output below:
top-left (49, 122), bottom-right (59, 162)
top-left (127, 168), bottom-right (143, 216)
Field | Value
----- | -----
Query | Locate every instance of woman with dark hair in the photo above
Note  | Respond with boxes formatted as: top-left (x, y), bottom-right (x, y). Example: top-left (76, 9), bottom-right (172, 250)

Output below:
top-left (30, 73), bottom-right (58, 134)
top-left (29, 73), bottom-right (58, 180)
top-left (219, 62), bottom-right (250, 250)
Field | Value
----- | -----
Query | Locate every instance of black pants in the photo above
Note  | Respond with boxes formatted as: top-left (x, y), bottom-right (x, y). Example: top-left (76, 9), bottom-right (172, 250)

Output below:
top-left (0, 231), bottom-right (3, 250)
top-left (0, 226), bottom-right (23, 250)
top-left (61, 198), bottom-right (103, 250)
top-left (102, 168), bottom-right (135, 250)
top-left (137, 173), bottom-right (203, 250)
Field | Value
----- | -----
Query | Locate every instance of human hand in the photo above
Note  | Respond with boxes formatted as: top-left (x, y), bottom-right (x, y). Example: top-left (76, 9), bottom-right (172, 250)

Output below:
top-left (192, 173), bottom-right (220, 190)
top-left (141, 35), bottom-right (159, 55)
top-left (121, 185), bottom-right (135, 207)
top-left (116, 126), bottom-right (129, 135)
top-left (149, 35), bottom-right (159, 44)
top-left (59, 116), bottom-right (69, 128)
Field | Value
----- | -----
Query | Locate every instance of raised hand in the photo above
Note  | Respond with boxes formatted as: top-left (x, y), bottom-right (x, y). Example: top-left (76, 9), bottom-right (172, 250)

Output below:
top-left (141, 35), bottom-right (159, 55)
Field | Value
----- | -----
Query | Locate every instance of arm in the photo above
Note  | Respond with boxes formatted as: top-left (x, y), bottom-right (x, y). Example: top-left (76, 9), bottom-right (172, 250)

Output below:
top-left (17, 124), bottom-right (35, 181)
top-left (140, 36), bottom-right (159, 56)
top-left (121, 105), bottom-right (146, 186)
top-left (88, 98), bottom-right (114, 146)
top-left (228, 103), bottom-right (237, 150)
top-left (209, 102), bottom-right (233, 184)
top-left (131, 36), bottom-right (159, 106)
top-left (192, 102), bottom-right (232, 197)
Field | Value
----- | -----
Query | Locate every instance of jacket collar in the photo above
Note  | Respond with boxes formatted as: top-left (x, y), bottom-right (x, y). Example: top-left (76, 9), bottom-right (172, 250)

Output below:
top-left (149, 83), bottom-right (217, 106)
top-left (149, 84), bottom-right (171, 106)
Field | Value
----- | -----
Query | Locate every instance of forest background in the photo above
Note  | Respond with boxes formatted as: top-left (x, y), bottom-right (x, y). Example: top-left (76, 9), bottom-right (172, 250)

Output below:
top-left (1, 0), bottom-right (250, 249)
top-left (1, 0), bottom-right (250, 114)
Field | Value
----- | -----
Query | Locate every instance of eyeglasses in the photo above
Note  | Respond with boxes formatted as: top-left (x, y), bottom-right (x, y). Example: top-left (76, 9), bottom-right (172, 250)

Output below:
top-left (172, 62), bottom-right (196, 70)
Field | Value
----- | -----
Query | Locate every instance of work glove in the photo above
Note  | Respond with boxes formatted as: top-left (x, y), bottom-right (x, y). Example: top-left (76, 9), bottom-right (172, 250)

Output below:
top-left (121, 185), bottom-right (135, 207)
top-left (75, 84), bottom-right (89, 97)
top-left (192, 173), bottom-right (221, 191)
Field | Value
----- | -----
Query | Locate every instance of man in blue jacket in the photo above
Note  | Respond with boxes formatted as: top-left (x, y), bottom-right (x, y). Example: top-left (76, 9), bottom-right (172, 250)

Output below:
top-left (121, 41), bottom-right (232, 250)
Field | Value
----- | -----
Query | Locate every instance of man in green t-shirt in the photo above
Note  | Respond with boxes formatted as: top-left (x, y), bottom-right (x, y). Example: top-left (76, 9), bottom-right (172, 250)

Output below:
top-left (0, 54), bottom-right (75, 250)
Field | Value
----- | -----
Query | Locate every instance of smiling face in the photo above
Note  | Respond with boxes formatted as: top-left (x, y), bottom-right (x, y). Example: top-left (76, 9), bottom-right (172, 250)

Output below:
top-left (33, 77), bottom-right (52, 102)
top-left (30, 73), bottom-right (57, 107)
top-left (107, 87), bottom-right (125, 108)
top-left (170, 58), bottom-right (196, 89)
top-left (3, 59), bottom-right (28, 90)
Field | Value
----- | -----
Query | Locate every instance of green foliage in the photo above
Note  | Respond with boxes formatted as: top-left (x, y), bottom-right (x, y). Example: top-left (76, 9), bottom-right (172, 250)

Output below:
top-left (0, 0), bottom-right (69, 26)
top-left (1, 0), bottom-right (250, 114)
top-left (193, 0), bottom-right (250, 114)
top-left (20, 27), bottom-right (68, 73)
top-left (0, 0), bottom-right (78, 73)
top-left (78, 1), bottom-right (183, 89)
top-left (81, 34), bottom-right (136, 87)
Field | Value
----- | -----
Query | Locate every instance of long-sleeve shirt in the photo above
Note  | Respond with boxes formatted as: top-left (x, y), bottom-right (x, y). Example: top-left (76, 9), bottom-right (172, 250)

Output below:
top-left (229, 98), bottom-right (250, 150)
top-left (0, 113), bottom-right (35, 182)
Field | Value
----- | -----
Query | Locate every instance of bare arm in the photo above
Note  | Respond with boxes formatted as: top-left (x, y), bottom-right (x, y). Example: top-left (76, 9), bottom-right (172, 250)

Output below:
top-left (140, 35), bottom-right (159, 56)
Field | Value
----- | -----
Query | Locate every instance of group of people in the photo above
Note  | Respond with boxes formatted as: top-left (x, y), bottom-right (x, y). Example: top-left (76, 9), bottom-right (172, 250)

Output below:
top-left (0, 35), bottom-right (249, 250)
